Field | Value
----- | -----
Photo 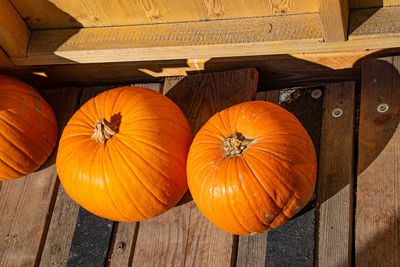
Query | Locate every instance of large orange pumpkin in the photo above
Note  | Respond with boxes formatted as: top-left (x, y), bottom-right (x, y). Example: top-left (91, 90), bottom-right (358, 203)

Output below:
top-left (187, 101), bottom-right (317, 235)
top-left (0, 74), bottom-right (57, 181)
top-left (56, 86), bottom-right (192, 221)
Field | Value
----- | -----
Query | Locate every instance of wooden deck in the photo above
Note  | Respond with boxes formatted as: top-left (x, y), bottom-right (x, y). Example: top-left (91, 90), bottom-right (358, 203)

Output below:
top-left (0, 55), bottom-right (399, 266)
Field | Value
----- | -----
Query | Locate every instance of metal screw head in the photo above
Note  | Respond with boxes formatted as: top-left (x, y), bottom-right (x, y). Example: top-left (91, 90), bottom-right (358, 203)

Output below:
top-left (117, 242), bottom-right (126, 253)
top-left (377, 103), bottom-right (388, 113)
top-left (311, 89), bottom-right (322, 99)
top-left (332, 108), bottom-right (343, 118)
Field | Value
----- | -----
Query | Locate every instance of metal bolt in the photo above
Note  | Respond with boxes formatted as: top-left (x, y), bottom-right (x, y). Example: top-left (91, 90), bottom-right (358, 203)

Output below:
top-left (311, 89), bottom-right (322, 99)
top-left (279, 92), bottom-right (290, 103)
top-left (377, 103), bottom-right (388, 113)
top-left (117, 242), bottom-right (126, 253)
top-left (332, 108), bottom-right (343, 118)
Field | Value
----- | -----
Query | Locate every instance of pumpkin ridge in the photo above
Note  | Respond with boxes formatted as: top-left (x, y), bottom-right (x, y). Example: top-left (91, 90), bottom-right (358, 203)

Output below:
top-left (250, 147), bottom-right (293, 164)
top-left (249, 148), bottom-right (315, 191)
top-left (0, 111), bottom-right (55, 153)
top-left (115, 136), bottom-right (185, 187)
top-left (102, 145), bottom-right (137, 221)
top-left (243, 152), bottom-right (301, 203)
top-left (0, 125), bottom-right (40, 166)
top-left (117, 133), bottom-right (186, 166)
top-left (113, 138), bottom-right (171, 207)
top-left (233, 157), bottom-right (272, 231)
top-left (106, 143), bottom-right (150, 219)
top-left (239, 155), bottom-right (283, 211)
top-left (0, 134), bottom-right (39, 173)
top-left (0, 155), bottom-right (26, 178)
top-left (123, 117), bottom-right (192, 134)
top-left (222, 159), bottom-right (254, 234)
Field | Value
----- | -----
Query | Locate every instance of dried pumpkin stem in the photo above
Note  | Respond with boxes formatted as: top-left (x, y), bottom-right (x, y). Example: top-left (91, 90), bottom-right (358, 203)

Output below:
top-left (222, 132), bottom-right (253, 156)
top-left (91, 118), bottom-right (119, 143)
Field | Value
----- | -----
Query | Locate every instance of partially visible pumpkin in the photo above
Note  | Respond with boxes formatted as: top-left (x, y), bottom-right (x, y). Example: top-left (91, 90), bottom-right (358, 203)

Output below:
top-left (187, 101), bottom-right (317, 235)
top-left (56, 86), bottom-right (193, 222)
top-left (0, 74), bottom-right (57, 181)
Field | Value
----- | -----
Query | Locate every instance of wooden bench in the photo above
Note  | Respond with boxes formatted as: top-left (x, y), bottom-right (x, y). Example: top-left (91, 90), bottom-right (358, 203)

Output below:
top-left (0, 55), bottom-right (399, 266)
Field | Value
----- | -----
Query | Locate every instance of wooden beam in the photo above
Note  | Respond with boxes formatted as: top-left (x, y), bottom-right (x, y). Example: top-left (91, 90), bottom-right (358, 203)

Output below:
top-left (10, 6), bottom-right (400, 66)
top-left (0, 0), bottom-right (30, 57)
top-left (15, 13), bottom-right (323, 65)
top-left (317, 82), bottom-right (355, 267)
top-left (319, 0), bottom-right (349, 42)
top-left (0, 47), bottom-right (13, 67)
top-left (355, 56), bottom-right (400, 266)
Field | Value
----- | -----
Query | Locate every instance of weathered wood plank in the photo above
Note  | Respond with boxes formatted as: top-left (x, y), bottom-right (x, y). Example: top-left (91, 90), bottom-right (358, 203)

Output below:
top-left (349, 6), bottom-right (400, 39)
top-left (319, 0), bottom-right (349, 42)
top-left (350, 0), bottom-right (400, 8)
top-left (14, 13), bottom-right (323, 65)
top-left (107, 83), bottom-right (162, 267)
top-left (236, 89), bottom-right (280, 267)
top-left (317, 82), bottom-right (355, 267)
top-left (266, 86), bottom-right (324, 267)
top-left (10, 6), bottom-right (400, 66)
top-left (132, 68), bottom-right (258, 266)
top-left (0, 48), bottom-right (13, 67)
top-left (0, 0), bottom-right (30, 57)
top-left (10, 0), bottom-right (318, 29)
top-left (0, 87), bottom-right (81, 267)
top-left (37, 88), bottom-right (82, 267)
top-left (355, 56), bottom-right (400, 266)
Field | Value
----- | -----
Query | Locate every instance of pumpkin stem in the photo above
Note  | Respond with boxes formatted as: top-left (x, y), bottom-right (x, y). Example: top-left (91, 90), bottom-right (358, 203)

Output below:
top-left (222, 132), bottom-right (253, 156)
top-left (91, 115), bottom-right (120, 143)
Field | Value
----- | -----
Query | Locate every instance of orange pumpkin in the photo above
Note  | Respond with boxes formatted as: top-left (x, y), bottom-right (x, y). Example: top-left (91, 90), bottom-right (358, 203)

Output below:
top-left (0, 74), bottom-right (57, 181)
top-left (56, 86), bottom-right (192, 221)
top-left (187, 101), bottom-right (317, 235)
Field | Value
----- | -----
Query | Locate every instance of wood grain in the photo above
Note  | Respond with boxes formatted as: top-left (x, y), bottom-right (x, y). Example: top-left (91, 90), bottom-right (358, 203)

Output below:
top-left (0, 48), bottom-right (12, 67)
top-left (10, 0), bottom-right (318, 29)
top-left (349, 6), bottom-right (400, 39)
top-left (355, 56), bottom-right (400, 266)
top-left (0, 87), bottom-right (81, 267)
top-left (236, 89), bottom-right (280, 267)
top-left (16, 13), bottom-right (323, 65)
top-left (0, 0), bottom-right (30, 57)
top-left (350, 0), bottom-right (400, 8)
top-left (319, 0), bottom-right (349, 42)
top-left (12, 6), bottom-right (400, 66)
top-left (107, 83), bottom-right (161, 267)
top-left (316, 82), bottom-right (355, 267)
top-left (131, 68), bottom-right (258, 266)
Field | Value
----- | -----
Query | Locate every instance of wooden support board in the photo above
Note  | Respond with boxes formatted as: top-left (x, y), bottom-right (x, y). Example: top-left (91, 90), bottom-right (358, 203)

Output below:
top-left (236, 90), bottom-right (280, 267)
top-left (0, 87), bottom-right (81, 266)
top-left (130, 68), bottom-right (258, 266)
top-left (355, 56), bottom-right (400, 266)
top-left (319, 0), bottom-right (349, 42)
top-left (0, 0), bottom-right (30, 57)
top-left (317, 82), bottom-right (356, 267)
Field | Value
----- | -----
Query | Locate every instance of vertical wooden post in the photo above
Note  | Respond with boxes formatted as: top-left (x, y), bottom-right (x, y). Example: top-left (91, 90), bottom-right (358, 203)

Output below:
top-left (319, 0), bottom-right (349, 42)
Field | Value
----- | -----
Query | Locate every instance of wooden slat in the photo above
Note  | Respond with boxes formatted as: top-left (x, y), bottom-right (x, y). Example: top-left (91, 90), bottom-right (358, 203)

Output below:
top-left (107, 83), bottom-right (161, 267)
top-left (349, 6), bottom-right (400, 39)
top-left (350, 0), bottom-right (400, 8)
top-left (0, 48), bottom-right (13, 67)
top-left (10, 0), bottom-right (318, 29)
top-left (10, 6), bottom-right (400, 66)
top-left (355, 56), bottom-right (400, 266)
top-left (236, 89), bottom-right (280, 267)
top-left (131, 68), bottom-right (258, 266)
top-left (0, 0), bottom-right (30, 57)
top-left (317, 82), bottom-right (355, 267)
top-left (266, 86), bottom-right (324, 267)
top-left (319, 0), bottom-right (349, 42)
top-left (14, 13), bottom-right (322, 65)
top-left (0, 87), bottom-right (81, 267)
